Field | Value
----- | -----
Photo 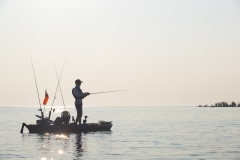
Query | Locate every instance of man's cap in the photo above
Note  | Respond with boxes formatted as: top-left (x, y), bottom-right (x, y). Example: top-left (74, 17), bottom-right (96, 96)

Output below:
top-left (75, 79), bottom-right (83, 84)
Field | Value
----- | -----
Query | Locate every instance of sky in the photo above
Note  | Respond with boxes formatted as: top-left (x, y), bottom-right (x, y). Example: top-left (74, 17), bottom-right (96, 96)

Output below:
top-left (0, 0), bottom-right (240, 107)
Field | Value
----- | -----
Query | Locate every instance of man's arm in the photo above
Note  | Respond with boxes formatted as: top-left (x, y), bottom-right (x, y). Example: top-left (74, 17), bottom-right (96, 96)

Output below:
top-left (73, 88), bottom-right (90, 99)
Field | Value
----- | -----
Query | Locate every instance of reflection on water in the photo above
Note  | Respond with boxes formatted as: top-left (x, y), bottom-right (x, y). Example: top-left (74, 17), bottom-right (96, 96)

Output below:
top-left (58, 150), bottom-right (63, 154)
top-left (22, 133), bottom-right (72, 160)
top-left (75, 133), bottom-right (84, 158)
top-left (22, 131), bottom-right (112, 160)
top-left (55, 134), bottom-right (69, 140)
top-left (21, 132), bottom-right (112, 160)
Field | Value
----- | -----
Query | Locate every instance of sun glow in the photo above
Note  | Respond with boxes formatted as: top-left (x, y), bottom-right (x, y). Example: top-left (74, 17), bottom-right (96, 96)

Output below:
top-left (55, 134), bottom-right (68, 139)
top-left (58, 150), bottom-right (63, 154)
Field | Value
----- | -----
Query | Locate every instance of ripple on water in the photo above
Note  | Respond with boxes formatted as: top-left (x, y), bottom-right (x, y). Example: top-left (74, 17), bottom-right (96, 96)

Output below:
top-left (0, 106), bottom-right (240, 159)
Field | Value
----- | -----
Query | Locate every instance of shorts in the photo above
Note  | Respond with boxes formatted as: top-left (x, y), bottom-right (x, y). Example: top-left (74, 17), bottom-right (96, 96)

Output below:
top-left (75, 104), bottom-right (82, 118)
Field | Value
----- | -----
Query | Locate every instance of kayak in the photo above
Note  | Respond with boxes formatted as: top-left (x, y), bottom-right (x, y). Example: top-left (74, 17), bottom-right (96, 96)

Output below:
top-left (21, 122), bottom-right (112, 133)
top-left (25, 59), bottom-right (113, 134)
top-left (20, 111), bottom-right (112, 134)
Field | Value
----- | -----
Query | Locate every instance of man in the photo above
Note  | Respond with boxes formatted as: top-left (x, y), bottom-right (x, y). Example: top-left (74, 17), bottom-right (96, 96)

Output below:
top-left (72, 79), bottom-right (90, 125)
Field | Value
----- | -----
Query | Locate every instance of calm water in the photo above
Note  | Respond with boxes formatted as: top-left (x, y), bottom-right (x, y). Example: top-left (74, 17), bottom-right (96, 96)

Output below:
top-left (0, 106), bottom-right (240, 160)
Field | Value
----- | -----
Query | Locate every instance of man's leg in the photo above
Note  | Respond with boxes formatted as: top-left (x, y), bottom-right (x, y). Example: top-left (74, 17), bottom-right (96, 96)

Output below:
top-left (78, 103), bottom-right (82, 125)
top-left (75, 116), bottom-right (81, 125)
top-left (75, 104), bottom-right (79, 125)
top-left (75, 104), bottom-right (82, 125)
top-left (79, 117), bottom-right (81, 124)
top-left (75, 117), bottom-right (79, 125)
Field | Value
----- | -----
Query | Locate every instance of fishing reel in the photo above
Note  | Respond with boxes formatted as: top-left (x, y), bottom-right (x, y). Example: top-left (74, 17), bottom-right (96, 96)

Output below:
top-left (61, 111), bottom-right (71, 124)
top-left (83, 116), bottom-right (88, 124)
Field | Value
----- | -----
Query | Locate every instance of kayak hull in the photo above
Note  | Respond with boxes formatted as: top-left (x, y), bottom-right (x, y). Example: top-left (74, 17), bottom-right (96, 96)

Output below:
top-left (25, 123), bottom-right (112, 133)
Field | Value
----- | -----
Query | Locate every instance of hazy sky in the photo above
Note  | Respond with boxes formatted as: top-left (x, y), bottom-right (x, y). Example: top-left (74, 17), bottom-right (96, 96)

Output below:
top-left (0, 0), bottom-right (240, 107)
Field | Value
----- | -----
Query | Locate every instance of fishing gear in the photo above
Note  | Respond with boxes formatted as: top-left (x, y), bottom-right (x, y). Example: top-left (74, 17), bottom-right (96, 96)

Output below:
top-left (49, 60), bottom-right (66, 119)
top-left (90, 89), bottom-right (130, 94)
top-left (20, 59), bottom-right (114, 134)
top-left (53, 61), bottom-right (66, 110)
top-left (53, 61), bottom-right (70, 124)
top-left (30, 57), bottom-right (44, 117)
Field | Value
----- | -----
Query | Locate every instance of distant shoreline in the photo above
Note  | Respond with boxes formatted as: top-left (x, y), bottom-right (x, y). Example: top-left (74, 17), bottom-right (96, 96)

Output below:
top-left (198, 106), bottom-right (240, 107)
top-left (198, 101), bottom-right (240, 107)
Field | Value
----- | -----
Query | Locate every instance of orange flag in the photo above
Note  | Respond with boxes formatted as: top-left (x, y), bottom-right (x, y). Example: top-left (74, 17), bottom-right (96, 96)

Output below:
top-left (43, 90), bottom-right (49, 105)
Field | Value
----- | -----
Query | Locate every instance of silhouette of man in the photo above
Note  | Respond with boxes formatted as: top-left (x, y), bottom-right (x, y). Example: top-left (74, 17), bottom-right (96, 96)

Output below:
top-left (72, 79), bottom-right (90, 125)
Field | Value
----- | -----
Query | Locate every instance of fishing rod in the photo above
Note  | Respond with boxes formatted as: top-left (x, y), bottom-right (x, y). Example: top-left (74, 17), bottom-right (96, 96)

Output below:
top-left (30, 57), bottom-right (44, 117)
top-left (49, 60), bottom-right (66, 119)
top-left (90, 89), bottom-right (130, 94)
top-left (53, 61), bottom-right (66, 110)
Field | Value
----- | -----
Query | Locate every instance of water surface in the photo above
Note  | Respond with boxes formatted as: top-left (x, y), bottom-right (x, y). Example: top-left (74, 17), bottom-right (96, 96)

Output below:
top-left (0, 106), bottom-right (240, 160)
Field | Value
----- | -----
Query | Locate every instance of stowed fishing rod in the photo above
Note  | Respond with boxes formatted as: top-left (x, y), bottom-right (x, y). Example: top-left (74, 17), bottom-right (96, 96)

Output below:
top-left (49, 60), bottom-right (66, 119)
top-left (90, 89), bottom-right (130, 94)
top-left (30, 57), bottom-right (44, 117)
top-left (53, 61), bottom-right (66, 110)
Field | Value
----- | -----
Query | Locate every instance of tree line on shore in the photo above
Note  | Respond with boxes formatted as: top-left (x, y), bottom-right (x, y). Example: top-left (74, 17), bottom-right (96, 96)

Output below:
top-left (198, 101), bottom-right (240, 107)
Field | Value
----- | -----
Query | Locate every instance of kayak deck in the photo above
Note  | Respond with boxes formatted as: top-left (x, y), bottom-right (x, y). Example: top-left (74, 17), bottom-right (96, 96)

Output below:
top-left (25, 122), bottom-right (112, 133)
